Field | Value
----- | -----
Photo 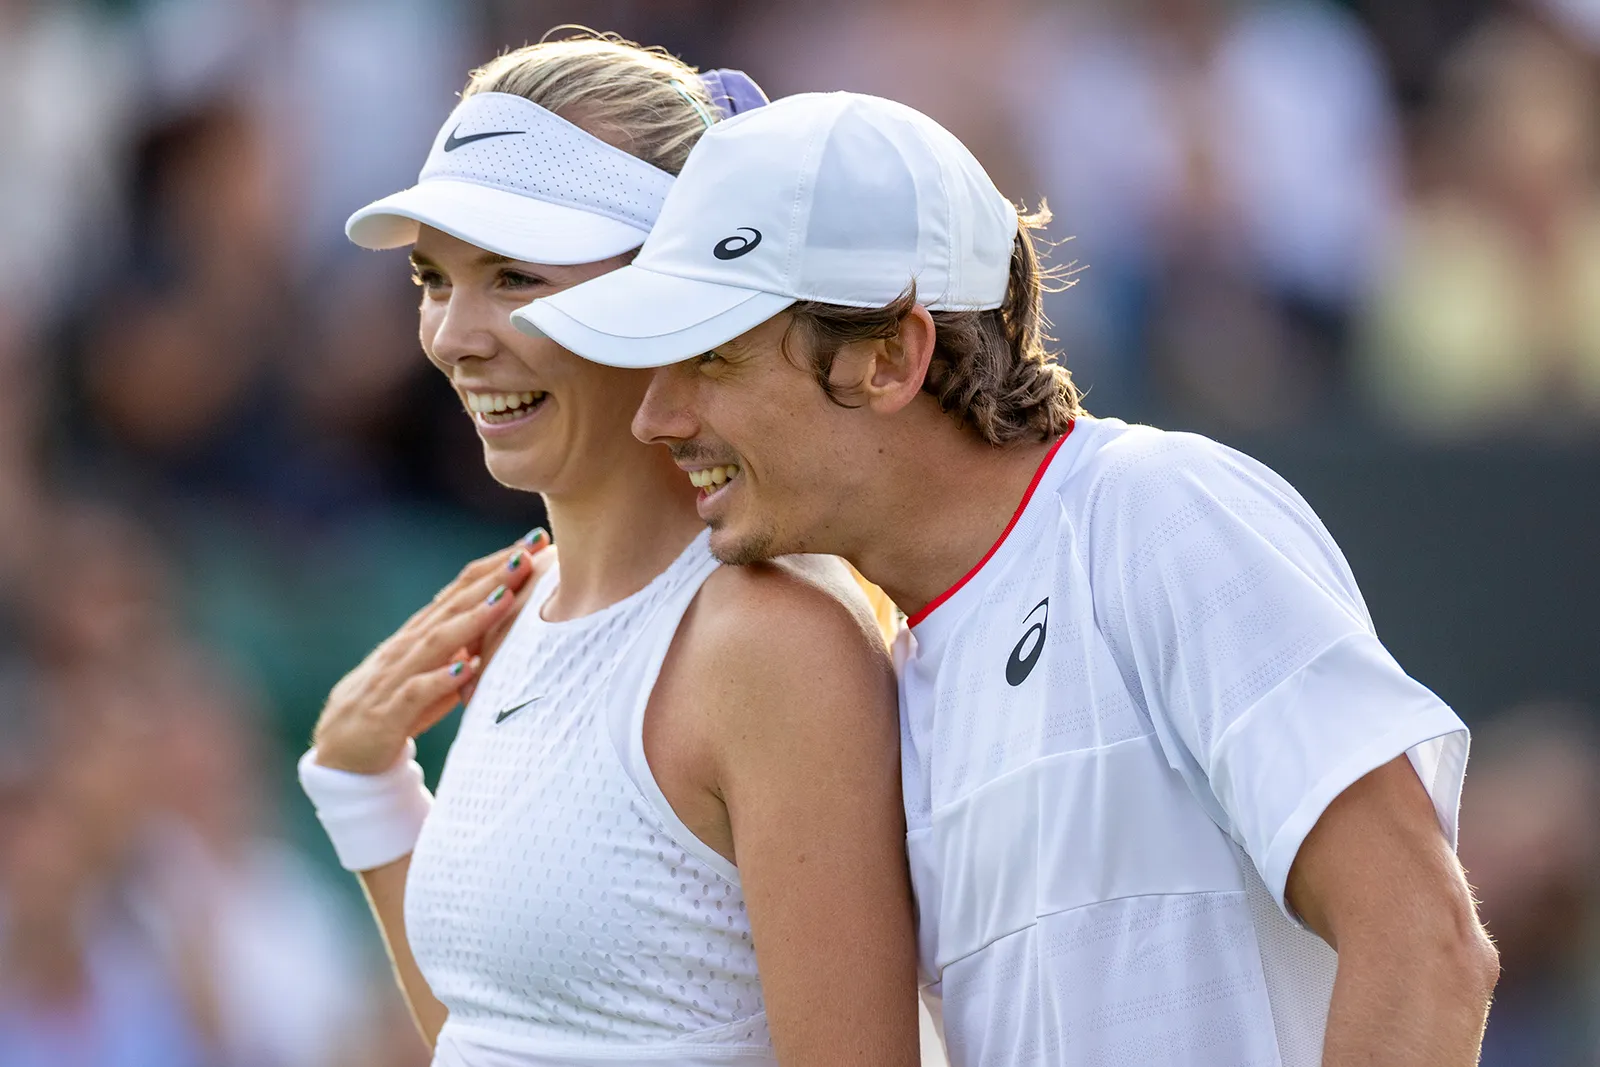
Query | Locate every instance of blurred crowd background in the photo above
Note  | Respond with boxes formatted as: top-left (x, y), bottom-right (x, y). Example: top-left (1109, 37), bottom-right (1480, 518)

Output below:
top-left (1, 0), bottom-right (1596, 1064)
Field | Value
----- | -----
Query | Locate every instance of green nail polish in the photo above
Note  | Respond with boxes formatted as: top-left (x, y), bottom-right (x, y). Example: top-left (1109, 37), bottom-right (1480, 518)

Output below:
top-left (487, 584), bottom-right (507, 605)
top-left (520, 527), bottom-right (549, 547)
top-left (507, 551), bottom-right (524, 571)
top-left (449, 660), bottom-right (465, 677)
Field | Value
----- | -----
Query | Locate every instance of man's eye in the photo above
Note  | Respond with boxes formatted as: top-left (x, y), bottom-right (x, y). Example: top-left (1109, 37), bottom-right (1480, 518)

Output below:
top-left (696, 351), bottom-right (724, 367)
top-left (500, 270), bottom-right (546, 290)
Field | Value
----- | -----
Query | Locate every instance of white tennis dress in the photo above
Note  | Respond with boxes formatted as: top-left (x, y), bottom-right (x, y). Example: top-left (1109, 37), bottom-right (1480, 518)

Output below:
top-left (406, 530), bottom-right (775, 1067)
top-left (899, 416), bottom-right (1468, 1067)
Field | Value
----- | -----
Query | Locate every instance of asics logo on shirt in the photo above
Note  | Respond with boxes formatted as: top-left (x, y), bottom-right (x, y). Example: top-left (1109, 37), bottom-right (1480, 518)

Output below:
top-left (443, 126), bottom-right (523, 152)
top-left (1005, 598), bottom-right (1049, 686)
top-left (494, 696), bottom-right (542, 724)
top-left (713, 227), bottom-right (762, 259)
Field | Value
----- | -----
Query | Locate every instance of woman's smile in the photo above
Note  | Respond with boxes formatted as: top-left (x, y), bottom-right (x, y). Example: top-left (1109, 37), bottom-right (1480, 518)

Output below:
top-left (462, 388), bottom-right (552, 436)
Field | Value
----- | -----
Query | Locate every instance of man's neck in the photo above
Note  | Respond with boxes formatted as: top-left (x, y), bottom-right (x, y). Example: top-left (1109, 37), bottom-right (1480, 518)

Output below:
top-left (541, 446), bottom-right (705, 622)
top-left (842, 413), bottom-right (1066, 622)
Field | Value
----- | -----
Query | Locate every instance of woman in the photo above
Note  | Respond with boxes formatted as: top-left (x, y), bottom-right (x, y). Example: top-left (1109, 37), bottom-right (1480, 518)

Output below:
top-left (297, 35), bottom-right (919, 1067)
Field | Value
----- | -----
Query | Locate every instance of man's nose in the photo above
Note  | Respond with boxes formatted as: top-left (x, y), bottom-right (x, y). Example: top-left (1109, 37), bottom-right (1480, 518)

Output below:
top-left (633, 365), bottom-right (700, 446)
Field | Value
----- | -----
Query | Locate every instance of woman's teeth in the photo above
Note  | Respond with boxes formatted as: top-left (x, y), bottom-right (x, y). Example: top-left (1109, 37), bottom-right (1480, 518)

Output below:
top-left (689, 465), bottom-right (741, 489)
top-left (466, 391), bottom-right (545, 423)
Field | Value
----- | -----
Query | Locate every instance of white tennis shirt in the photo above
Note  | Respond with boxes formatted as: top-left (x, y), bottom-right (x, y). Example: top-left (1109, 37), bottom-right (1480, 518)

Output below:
top-left (407, 531), bottom-right (775, 1067)
top-left (897, 416), bottom-right (1468, 1067)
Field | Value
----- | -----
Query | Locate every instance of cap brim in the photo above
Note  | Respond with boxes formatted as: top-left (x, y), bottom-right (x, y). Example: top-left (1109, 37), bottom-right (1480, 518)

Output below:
top-left (510, 265), bottom-right (796, 369)
top-left (345, 179), bottom-right (650, 265)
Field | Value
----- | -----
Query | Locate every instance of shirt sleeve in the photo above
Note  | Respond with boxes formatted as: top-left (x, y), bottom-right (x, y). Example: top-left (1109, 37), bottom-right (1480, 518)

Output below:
top-left (1083, 431), bottom-right (1468, 920)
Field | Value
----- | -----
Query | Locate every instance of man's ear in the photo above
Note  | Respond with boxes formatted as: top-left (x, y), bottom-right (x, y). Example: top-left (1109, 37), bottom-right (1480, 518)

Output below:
top-left (860, 304), bottom-right (936, 415)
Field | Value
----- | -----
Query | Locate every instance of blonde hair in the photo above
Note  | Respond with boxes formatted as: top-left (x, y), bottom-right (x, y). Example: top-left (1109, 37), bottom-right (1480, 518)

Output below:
top-left (463, 29), bottom-right (718, 175)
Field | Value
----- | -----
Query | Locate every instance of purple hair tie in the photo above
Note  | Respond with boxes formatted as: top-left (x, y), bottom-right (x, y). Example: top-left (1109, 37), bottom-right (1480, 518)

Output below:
top-left (698, 68), bottom-right (769, 120)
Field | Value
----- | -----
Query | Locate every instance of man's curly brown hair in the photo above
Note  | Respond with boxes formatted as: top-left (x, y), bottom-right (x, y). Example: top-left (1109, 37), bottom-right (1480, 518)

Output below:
top-left (781, 206), bottom-right (1082, 446)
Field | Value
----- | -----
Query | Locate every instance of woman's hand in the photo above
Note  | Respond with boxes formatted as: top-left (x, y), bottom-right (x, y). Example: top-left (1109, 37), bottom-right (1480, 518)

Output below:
top-left (460, 534), bottom-right (550, 706)
top-left (312, 533), bottom-right (553, 774)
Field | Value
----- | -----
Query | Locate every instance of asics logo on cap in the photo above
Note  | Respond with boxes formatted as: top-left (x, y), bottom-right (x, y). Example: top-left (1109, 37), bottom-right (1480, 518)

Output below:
top-left (712, 227), bottom-right (762, 260)
top-left (443, 125), bottom-right (523, 152)
top-left (1005, 598), bottom-right (1049, 686)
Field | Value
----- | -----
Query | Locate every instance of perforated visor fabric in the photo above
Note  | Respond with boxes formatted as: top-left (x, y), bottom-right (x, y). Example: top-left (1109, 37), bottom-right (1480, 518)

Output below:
top-left (346, 92), bottom-right (673, 264)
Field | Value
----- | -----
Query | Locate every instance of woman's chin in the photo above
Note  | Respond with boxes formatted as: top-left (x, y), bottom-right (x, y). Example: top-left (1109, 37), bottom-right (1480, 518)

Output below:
top-left (482, 454), bottom-right (551, 495)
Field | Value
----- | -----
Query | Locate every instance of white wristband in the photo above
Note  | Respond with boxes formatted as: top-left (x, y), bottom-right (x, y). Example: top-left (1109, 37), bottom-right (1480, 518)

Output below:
top-left (297, 740), bottom-right (434, 872)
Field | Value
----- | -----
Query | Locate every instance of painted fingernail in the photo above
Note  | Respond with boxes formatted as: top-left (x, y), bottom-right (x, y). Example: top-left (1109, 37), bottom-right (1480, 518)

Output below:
top-left (520, 527), bottom-right (549, 547)
top-left (507, 551), bottom-right (524, 572)
top-left (486, 584), bottom-right (507, 605)
top-left (449, 660), bottom-right (466, 677)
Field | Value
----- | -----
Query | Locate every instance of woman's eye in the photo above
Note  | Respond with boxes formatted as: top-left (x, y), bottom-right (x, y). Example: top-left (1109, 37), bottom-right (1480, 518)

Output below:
top-left (411, 270), bottom-right (447, 292)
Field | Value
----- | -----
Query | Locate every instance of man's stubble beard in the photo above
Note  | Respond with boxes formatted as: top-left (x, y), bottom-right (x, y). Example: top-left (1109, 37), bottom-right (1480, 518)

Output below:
top-left (706, 518), bottom-right (778, 567)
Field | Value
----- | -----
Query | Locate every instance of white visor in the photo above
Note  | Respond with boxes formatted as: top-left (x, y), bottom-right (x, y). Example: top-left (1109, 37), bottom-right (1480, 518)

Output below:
top-left (345, 92), bottom-right (674, 266)
top-left (348, 179), bottom-right (654, 265)
top-left (511, 265), bottom-right (795, 369)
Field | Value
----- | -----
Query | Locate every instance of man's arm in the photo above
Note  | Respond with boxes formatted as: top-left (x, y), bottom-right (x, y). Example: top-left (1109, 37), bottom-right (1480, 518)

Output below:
top-left (1286, 757), bottom-right (1499, 1067)
top-left (1083, 435), bottom-right (1493, 1063)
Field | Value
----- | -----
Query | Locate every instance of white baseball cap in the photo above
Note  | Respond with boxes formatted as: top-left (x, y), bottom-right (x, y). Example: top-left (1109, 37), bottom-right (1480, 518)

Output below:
top-left (345, 91), bottom-right (675, 265)
top-left (510, 92), bottom-right (1019, 367)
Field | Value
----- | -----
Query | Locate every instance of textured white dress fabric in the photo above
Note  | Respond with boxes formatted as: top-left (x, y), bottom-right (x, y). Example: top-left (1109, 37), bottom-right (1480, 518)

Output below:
top-left (407, 530), bottom-right (775, 1067)
top-left (897, 417), bottom-right (1469, 1067)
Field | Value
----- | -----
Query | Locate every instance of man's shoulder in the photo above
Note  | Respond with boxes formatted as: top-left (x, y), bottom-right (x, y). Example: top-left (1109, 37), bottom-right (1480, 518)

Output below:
top-left (1064, 418), bottom-right (1289, 526)
top-left (1070, 419), bottom-right (1237, 493)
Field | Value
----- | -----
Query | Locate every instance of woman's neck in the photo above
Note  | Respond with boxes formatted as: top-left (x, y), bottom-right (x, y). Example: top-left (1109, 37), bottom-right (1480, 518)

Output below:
top-left (539, 446), bottom-right (705, 622)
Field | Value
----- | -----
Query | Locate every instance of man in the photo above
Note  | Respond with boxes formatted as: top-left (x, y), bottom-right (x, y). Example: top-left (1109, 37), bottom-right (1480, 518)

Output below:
top-left (512, 92), bottom-right (1499, 1066)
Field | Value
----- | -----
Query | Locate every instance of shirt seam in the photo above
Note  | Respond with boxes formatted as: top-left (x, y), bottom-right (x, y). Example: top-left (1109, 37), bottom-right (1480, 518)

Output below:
top-left (1259, 707), bottom-right (1468, 922)
top-left (1205, 630), bottom-right (1373, 773)
top-left (931, 887), bottom-right (1249, 974)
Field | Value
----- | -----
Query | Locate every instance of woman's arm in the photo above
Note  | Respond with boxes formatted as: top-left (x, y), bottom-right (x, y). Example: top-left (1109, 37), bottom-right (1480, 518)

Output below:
top-left (359, 856), bottom-right (448, 1046)
top-left (306, 535), bottom-right (552, 1049)
top-left (655, 562), bottom-right (921, 1067)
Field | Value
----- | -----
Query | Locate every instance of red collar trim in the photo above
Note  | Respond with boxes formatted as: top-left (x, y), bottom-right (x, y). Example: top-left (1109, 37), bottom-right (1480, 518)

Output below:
top-left (906, 421), bottom-right (1075, 629)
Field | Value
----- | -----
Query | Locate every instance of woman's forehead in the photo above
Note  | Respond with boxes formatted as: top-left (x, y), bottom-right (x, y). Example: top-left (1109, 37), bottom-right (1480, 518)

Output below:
top-left (412, 226), bottom-right (623, 283)
top-left (412, 226), bottom-right (515, 266)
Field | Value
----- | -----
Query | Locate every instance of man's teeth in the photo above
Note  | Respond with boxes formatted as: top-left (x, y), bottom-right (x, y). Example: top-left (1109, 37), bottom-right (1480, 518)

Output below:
top-left (689, 465), bottom-right (741, 489)
top-left (466, 391), bottom-right (544, 414)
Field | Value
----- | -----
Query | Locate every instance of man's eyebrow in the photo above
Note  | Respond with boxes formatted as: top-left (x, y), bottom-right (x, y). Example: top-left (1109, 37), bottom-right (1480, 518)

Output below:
top-left (715, 335), bottom-right (757, 359)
